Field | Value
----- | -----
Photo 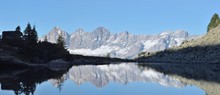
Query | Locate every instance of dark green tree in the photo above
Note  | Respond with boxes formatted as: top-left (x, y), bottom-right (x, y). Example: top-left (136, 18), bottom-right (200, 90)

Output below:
top-left (23, 23), bottom-right (38, 44)
top-left (16, 26), bottom-right (21, 31)
top-left (29, 25), bottom-right (38, 44)
top-left (207, 13), bottom-right (220, 32)
top-left (57, 33), bottom-right (65, 48)
top-left (23, 23), bottom-right (32, 41)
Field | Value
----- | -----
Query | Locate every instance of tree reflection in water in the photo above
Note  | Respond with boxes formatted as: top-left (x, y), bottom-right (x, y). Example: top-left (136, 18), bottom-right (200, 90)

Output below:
top-left (0, 66), bottom-right (69, 95)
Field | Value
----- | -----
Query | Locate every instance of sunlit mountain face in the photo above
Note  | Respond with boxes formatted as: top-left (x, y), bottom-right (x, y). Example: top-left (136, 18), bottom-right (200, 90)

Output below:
top-left (40, 27), bottom-right (198, 59)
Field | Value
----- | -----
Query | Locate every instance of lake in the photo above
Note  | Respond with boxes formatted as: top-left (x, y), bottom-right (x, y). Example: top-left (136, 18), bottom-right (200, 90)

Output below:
top-left (0, 63), bottom-right (219, 95)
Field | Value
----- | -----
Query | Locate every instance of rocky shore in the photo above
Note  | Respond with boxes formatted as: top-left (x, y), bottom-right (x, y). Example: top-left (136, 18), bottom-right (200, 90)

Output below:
top-left (0, 47), bottom-right (132, 71)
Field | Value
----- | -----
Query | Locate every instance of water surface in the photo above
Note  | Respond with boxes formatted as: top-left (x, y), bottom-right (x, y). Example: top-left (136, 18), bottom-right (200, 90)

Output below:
top-left (1, 63), bottom-right (218, 95)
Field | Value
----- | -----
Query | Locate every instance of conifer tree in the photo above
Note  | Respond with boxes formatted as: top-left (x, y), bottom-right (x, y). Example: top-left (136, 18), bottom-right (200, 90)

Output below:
top-left (16, 26), bottom-right (21, 31)
top-left (207, 13), bottom-right (220, 32)
top-left (57, 33), bottom-right (65, 48)
top-left (23, 23), bottom-right (32, 41)
top-left (30, 25), bottom-right (38, 44)
top-left (23, 23), bottom-right (38, 45)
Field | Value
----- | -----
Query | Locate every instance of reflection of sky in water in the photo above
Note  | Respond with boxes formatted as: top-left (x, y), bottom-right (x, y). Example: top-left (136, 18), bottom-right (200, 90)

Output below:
top-left (34, 80), bottom-right (204, 95)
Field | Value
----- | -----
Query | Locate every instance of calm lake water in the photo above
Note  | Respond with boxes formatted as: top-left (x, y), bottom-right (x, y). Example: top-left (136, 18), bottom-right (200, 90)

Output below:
top-left (1, 63), bottom-right (219, 95)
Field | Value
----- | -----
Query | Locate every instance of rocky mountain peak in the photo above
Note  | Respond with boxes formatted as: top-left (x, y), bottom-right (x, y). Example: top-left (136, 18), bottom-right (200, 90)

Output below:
top-left (94, 26), bottom-right (109, 32)
top-left (120, 31), bottom-right (129, 35)
top-left (54, 26), bottom-right (61, 29)
top-left (52, 26), bottom-right (62, 31)
top-left (159, 30), bottom-right (188, 37)
top-left (76, 28), bottom-right (84, 32)
top-left (75, 28), bottom-right (85, 34)
top-left (41, 26), bottom-right (197, 59)
top-left (173, 30), bottom-right (188, 38)
top-left (93, 26), bottom-right (110, 35)
top-left (49, 26), bottom-right (65, 35)
top-left (39, 26), bottom-right (70, 46)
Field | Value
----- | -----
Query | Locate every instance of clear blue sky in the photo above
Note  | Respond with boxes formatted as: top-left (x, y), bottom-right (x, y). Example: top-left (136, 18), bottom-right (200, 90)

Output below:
top-left (0, 0), bottom-right (220, 37)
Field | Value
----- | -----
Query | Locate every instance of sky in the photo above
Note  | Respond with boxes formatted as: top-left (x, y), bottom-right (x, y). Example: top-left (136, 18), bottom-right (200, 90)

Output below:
top-left (0, 0), bottom-right (220, 37)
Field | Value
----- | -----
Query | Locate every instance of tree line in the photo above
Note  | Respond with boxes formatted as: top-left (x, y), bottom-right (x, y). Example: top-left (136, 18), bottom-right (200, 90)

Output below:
top-left (0, 23), bottom-right (69, 63)
top-left (21, 23), bottom-right (65, 47)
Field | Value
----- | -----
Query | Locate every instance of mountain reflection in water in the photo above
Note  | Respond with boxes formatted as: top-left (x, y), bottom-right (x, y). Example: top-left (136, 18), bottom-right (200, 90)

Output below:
top-left (50, 63), bottom-right (184, 88)
top-left (0, 63), bottom-right (218, 95)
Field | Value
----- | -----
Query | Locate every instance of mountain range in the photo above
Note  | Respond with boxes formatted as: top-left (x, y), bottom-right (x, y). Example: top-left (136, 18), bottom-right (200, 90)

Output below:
top-left (40, 26), bottom-right (198, 59)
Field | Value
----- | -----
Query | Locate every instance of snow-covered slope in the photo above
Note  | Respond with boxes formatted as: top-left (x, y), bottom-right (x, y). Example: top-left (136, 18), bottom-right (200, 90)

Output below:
top-left (41, 26), bottom-right (197, 59)
top-left (50, 63), bottom-right (185, 88)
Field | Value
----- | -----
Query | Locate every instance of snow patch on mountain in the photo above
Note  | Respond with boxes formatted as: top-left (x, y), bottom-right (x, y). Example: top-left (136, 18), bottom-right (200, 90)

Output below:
top-left (68, 45), bottom-right (113, 57)
top-left (143, 40), bottom-right (158, 51)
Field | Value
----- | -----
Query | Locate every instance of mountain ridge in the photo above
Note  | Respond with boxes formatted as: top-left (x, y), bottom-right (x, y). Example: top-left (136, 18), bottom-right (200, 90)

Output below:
top-left (40, 26), bottom-right (198, 59)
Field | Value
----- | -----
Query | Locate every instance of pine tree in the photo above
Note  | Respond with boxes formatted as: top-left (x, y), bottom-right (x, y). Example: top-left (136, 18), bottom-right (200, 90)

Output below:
top-left (23, 23), bottom-right (38, 45)
top-left (207, 13), bottom-right (220, 32)
top-left (23, 23), bottom-right (32, 41)
top-left (30, 25), bottom-right (38, 44)
top-left (16, 26), bottom-right (21, 31)
top-left (57, 33), bottom-right (65, 48)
